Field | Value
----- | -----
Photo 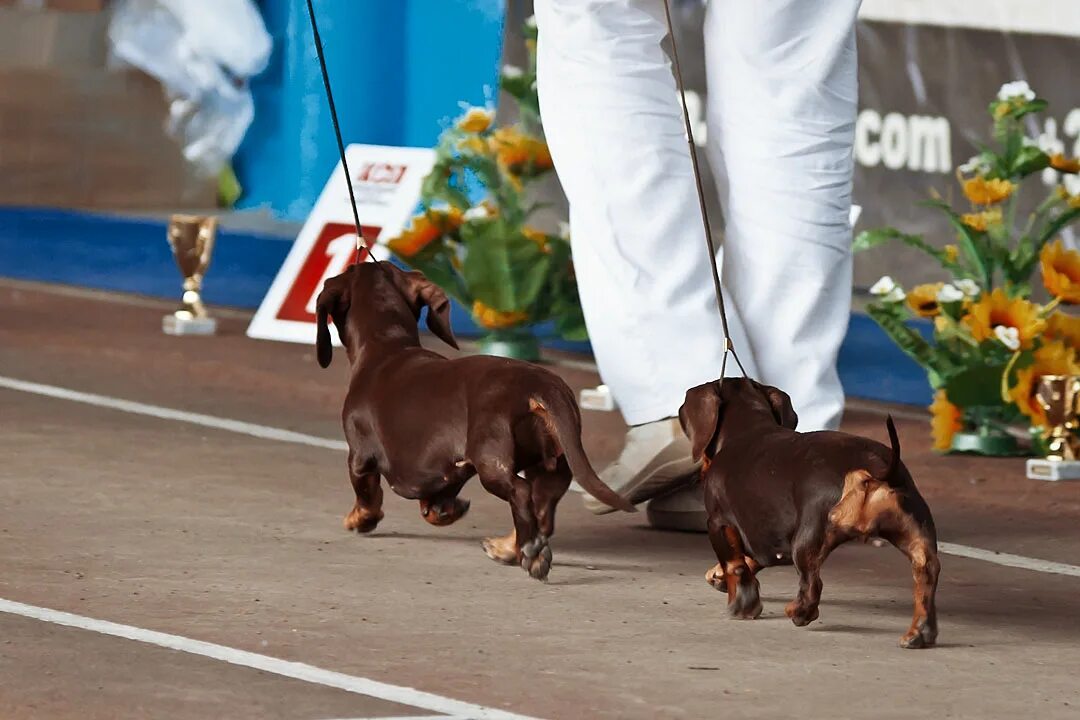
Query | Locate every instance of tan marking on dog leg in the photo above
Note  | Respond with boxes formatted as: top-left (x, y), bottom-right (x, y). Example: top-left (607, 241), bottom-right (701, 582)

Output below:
top-left (899, 528), bottom-right (941, 649)
top-left (343, 502), bottom-right (384, 533)
top-left (482, 529), bottom-right (518, 564)
top-left (705, 563), bottom-right (726, 591)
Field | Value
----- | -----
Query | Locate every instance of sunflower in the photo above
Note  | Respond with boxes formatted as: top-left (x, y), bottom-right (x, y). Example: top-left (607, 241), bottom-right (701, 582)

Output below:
top-left (929, 390), bottom-right (963, 452)
top-left (492, 127), bottom-right (553, 175)
top-left (473, 300), bottom-right (528, 330)
top-left (456, 107), bottom-right (494, 134)
top-left (1050, 154), bottom-right (1080, 174)
top-left (387, 208), bottom-right (463, 258)
top-left (456, 135), bottom-right (490, 155)
top-left (961, 288), bottom-right (1046, 349)
top-left (1041, 239), bottom-right (1080, 304)
top-left (960, 207), bottom-right (1003, 232)
top-left (1046, 312), bottom-right (1080, 348)
top-left (907, 283), bottom-right (944, 318)
top-left (1008, 341), bottom-right (1080, 427)
top-left (962, 177), bottom-right (1015, 206)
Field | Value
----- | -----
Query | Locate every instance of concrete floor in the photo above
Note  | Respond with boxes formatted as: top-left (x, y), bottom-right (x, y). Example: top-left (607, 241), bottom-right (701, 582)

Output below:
top-left (1, 280), bottom-right (1079, 719)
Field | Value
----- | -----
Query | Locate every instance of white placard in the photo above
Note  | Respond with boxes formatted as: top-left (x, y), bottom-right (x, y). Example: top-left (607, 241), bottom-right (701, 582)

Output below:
top-left (247, 144), bottom-right (436, 344)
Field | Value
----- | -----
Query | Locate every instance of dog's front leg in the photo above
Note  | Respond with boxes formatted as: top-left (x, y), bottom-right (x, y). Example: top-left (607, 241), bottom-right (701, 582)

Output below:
top-left (344, 454), bottom-right (384, 533)
top-left (786, 526), bottom-right (843, 627)
top-left (707, 520), bottom-right (761, 619)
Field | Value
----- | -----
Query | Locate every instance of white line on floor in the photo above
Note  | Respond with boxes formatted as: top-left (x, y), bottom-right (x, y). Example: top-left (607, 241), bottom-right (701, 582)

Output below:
top-left (5, 374), bottom-right (1080, 583)
top-left (0, 375), bottom-right (348, 452)
top-left (938, 542), bottom-right (1080, 578)
top-left (0, 598), bottom-right (538, 720)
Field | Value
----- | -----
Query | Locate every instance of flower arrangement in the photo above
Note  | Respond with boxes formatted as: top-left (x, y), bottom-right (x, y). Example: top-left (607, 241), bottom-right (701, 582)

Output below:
top-left (386, 19), bottom-right (585, 361)
top-left (856, 81), bottom-right (1080, 455)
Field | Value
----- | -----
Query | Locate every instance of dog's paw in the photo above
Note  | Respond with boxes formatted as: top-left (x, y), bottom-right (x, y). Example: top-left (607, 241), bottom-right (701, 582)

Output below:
top-left (784, 600), bottom-right (820, 627)
top-left (705, 563), bottom-right (728, 593)
top-left (900, 622), bottom-right (937, 649)
top-left (420, 497), bottom-right (471, 527)
top-left (343, 506), bottom-right (383, 534)
top-left (520, 534), bottom-right (553, 582)
top-left (482, 531), bottom-right (518, 565)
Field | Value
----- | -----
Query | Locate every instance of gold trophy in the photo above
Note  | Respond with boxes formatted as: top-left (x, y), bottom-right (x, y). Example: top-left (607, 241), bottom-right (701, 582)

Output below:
top-left (1026, 374), bottom-right (1080, 481)
top-left (163, 214), bottom-right (218, 336)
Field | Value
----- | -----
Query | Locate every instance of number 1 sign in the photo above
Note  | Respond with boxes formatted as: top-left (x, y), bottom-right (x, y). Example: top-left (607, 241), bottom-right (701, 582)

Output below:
top-left (247, 145), bottom-right (436, 345)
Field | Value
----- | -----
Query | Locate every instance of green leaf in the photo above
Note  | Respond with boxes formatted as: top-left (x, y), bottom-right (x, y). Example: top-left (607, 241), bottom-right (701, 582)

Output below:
top-left (1010, 146), bottom-right (1051, 178)
top-left (920, 200), bottom-right (992, 288)
top-left (853, 227), bottom-right (967, 276)
top-left (943, 364), bottom-right (1009, 407)
top-left (867, 305), bottom-right (955, 380)
top-left (461, 220), bottom-right (551, 312)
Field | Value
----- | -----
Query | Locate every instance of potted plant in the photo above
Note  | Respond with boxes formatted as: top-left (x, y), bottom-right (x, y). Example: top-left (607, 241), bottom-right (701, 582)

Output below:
top-left (857, 81), bottom-right (1080, 455)
top-left (387, 19), bottom-right (585, 361)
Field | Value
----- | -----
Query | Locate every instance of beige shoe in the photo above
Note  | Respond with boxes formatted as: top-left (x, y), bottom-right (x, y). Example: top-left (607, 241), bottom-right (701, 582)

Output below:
top-left (646, 482), bottom-right (707, 533)
top-left (583, 417), bottom-right (700, 514)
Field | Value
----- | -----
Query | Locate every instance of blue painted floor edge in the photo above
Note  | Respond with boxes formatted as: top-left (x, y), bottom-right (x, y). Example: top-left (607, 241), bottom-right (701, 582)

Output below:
top-left (0, 207), bottom-right (932, 406)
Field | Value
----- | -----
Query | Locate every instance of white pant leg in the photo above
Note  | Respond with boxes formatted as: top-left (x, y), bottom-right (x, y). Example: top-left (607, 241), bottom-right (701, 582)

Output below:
top-left (705, 0), bottom-right (860, 431)
top-left (534, 0), bottom-right (758, 426)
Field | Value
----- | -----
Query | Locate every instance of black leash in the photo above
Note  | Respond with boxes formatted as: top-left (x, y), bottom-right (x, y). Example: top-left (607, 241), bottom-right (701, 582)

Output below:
top-left (305, 0), bottom-right (372, 265)
top-left (661, 0), bottom-right (748, 381)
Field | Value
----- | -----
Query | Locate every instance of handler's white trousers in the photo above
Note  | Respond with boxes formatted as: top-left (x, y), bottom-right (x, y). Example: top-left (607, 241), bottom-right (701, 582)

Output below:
top-left (535, 0), bottom-right (860, 431)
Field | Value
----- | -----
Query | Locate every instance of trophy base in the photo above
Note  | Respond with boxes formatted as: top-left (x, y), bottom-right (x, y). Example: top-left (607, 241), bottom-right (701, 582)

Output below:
top-left (1026, 458), bottom-right (1080, 482)
top-left (163, 314), bottom-right (217, 336)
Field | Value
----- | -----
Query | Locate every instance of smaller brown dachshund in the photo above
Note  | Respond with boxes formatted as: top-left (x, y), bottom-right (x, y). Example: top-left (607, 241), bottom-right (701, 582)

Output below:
top-left (679, 377), bottom-right (940, 648)
top-left (315, 262), bottom-right (635, 581)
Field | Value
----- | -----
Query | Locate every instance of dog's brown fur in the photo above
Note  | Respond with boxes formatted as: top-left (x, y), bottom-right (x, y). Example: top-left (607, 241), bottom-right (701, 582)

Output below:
top-left (315, 263), bottom-right (634, 581)
top-left (679, 378), bottom-right (940, 648)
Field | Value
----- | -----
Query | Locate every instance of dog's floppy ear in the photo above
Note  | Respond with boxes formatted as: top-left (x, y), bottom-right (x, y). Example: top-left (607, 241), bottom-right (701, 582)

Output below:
top-left (396, 269), bottom-right (459, 349)
top-left (314, 281), bottom-right (346, 368)
top-left (678, 381), bottom-right (722, 462)
top-left (760, 383), bottom-right (799, 430)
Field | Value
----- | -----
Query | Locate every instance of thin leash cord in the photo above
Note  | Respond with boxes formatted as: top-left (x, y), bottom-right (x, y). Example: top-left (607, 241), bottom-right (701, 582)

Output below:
top-left (661, 0), bottom-right (747, 380)
top-left (305, 0), bottom-right (371, 265)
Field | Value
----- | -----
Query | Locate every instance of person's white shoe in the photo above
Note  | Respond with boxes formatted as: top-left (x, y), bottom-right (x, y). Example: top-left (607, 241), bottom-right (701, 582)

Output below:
top-left (646, 482), bottom-right (707, 533)
top-left (583, 417), bottom-right (700, 514)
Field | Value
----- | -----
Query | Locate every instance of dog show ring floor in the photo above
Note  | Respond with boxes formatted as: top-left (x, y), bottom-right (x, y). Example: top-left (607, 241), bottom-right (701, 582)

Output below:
top-left (2, 279), bottom-right (1079, 720)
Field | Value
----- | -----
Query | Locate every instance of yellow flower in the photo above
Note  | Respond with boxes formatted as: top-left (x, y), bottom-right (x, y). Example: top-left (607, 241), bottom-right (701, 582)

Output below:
top-left (1009, 341), bottom-right (1080, 427)
top-left (962, 177), bottom-right (1015, 206)
top-left (1056, 186), bottom-right (1080, 209)
top-left (387, 208), bottom-right (463, 258)
top-left (934, 316), bottom-right (949, 333)
top-left (929, 390), bottom-right (963, 452)
top-left (961, 288), bottom-right (1046, 349)
top-left (1041, 238), bottom-right (1080, 304)
top-left (473, 300), bottom-right (528, 330)
top-left (993, 103), bottom-right (1012, 120)
top-left (1046, 312), bottom-right (1080, 348)
top-left (492, 127), bottom-right (553, 176)
top-left (944, 244), bottom-right (959, 263)
top-left (1050, 154), bottom-right (1080, 174)
top-left (457, 136), bottom-right (490, 154)
top-left (457, 107), bottom-right (494, 133)
top-left (522, 227), bottom-right (551, 253)
top-left (907, 283), bottom-right (944, 318)
top-left (960, 208), bottom-right (1003, 232)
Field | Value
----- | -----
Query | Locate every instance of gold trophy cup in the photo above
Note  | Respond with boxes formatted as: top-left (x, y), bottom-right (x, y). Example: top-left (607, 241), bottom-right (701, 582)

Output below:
top-left (1026, 374), bottom-right (1080, 481)
top-left (163, 214), bottom-right (218, 336)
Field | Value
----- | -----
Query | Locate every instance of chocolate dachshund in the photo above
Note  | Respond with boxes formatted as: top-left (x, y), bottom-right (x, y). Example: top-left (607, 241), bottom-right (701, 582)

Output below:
top-left (315, 263), bottom-right (634, 581)
top-left (679, 378), bottom-right (940, 648)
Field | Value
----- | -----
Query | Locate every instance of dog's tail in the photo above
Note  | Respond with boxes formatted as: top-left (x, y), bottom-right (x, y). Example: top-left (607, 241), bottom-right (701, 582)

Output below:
top-left (529, 393), bottom-right (637, 513)
top-left (884, 414), bottom-right (904, 488)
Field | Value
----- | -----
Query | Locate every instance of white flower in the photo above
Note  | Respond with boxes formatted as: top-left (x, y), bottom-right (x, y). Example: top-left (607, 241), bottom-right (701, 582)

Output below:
top-left (524, 14), bottom-right (537, 29)
top-left (1065, 173), bottom-right (1080, 197)
top-left (994, 325), bottom-right (1021, 351)
top-left (958, 155), bottom-right (991, 175)
top-left (954, 279), bottom-right (981, 297)
top-left (502, 64), bottom-right (524, 79)
top-left (870, 276), bottom-right (904, 303)
top-left (1022, 135), bottom-right (1039, 148)
top-left (464, 205), bottom-right (493, 221)
top-left (558, 221), bottom-right (572, 240)
top-left (997, 80), bottom-right (1035, 102)
top-left (937, 284), bottom-right (965, 303)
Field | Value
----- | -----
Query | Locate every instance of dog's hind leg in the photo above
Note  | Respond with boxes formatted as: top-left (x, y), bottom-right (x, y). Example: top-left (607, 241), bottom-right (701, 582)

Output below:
top-left (881, 514), bottom-right (940, 649)
top-left (344, 453), bottom-right (383, 533)
top-left (708, 519), bottom-right (762, 619)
